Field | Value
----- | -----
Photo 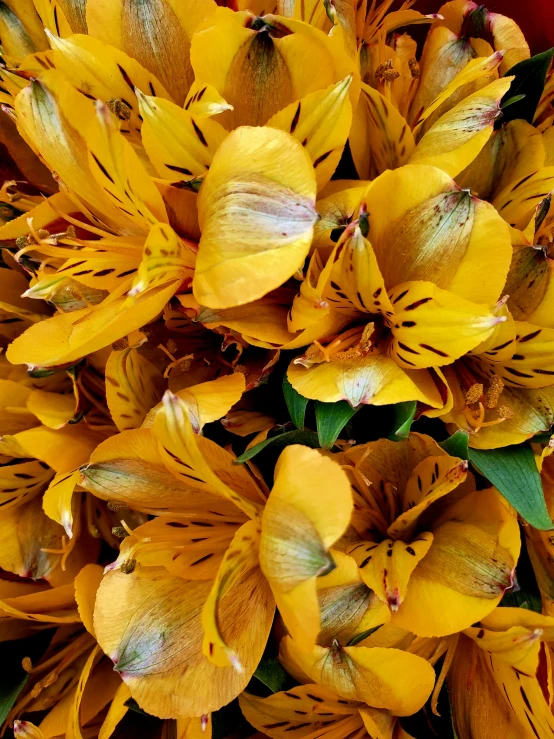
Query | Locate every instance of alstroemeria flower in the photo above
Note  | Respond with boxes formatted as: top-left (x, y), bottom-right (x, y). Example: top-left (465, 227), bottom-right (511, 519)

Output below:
top-left (81, 391), bottom-right (353, 718)
top-left (3, 564), bottom-right (133, 739)
top-left (449, 608), bottom-right (554, 738)
top-left (352, 49), bottom-right (512, 180)
top-left (287, 164), bottom-right (512, 411)
top-left (334, 433), bottom-right (520, 636)
top-left (457, 119), bottom-right (554, 232)
top-left (240, 647), bottom-right (435, 739)
top-left (442, 199), bottom-right (554, 448)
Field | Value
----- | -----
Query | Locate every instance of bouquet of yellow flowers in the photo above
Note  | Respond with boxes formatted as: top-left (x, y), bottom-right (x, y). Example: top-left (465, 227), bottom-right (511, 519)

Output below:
top-left (0, 0), bottom-right (554, 736)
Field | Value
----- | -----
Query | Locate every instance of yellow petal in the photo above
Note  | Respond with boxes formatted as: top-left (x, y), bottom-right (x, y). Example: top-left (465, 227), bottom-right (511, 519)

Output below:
top-left (6, 280), bottom-right (179, 368)
top-left (152, 391), bottom-right (262, 519)
top-left (239, 684), bottom-right (364, 739)
top-left (13, 70), bottom-right (133, 232)
top-left (348, 535), bottom-right (433, 612)
top-left (87, 102), bottom-right (168, 229)
top-left (413, 51), bottom-right (505, 134)
top-left (392, 488), bottom-right (520, 636)
top-left (97, 682), bottom-right (131, 739)
top-left (482, 322), bottom-right (554, 389)
top-left (194, 126), bottom-right (317, 309)
top-left (173, 373), bottom-right (246, 432)
top-left (0, 424), bottom-right (99, 472)
top-left (387, 281), bottom-right (503, 370)
top-left (67, 644), bottom-right (102, 739)
top-left (0, 378), bottom-right (35, 434)
top-left (505, 245), bottom-right (554, 329)
top-left (409, 26), bottom-right (478, 120)
top-left (324, 224), bottom-right (395, 317)
top-left (260, 445), bottom-right (352, 643)
top-left (388, 454), bottom-right (468, 538)
top-left (32, 0), bottom-right (73, 37)
top-left (317, 550), bottom-right (390, 645)
top-left (0, 495), bottom-right (68, 581)
top-left (190, 9), bottom-right (339, 129)
top-left (350, 83), bottom-right (415, 180)
top-left (184, 80), bottom-right (234, 117)
top-left (364, 166), bottom-right (512, 305)
top-left (138, 91), bottom-right (229, 179)
top-left (448, 635), bottom-right (523, 739)
top-left (409, 77), bottom-right (513, 177)
top-left (267, 76), bottom-right (353, 190)
top-left (74, 563), bottom-right (104, 636)
top-left (202, 520), bottom-right (274, 669)
top-left (281, 637), bottom-right (435, 716)
top-left (26, 389), bottom-right (77, 429)
top-left (47, 31), bottom-right (171, 139)
top-left (106, 346), bottom-right (164, 431)
top-left (94, 569), bottom-right (271, 717)
top-left (42, 469), bottom-right (81, 538)
top-left (0, 459), bottom-right (52, 510)
top-left (85, 0), bottom-right (217, 104)
top-left (288, 352), bottom-right (446, 408)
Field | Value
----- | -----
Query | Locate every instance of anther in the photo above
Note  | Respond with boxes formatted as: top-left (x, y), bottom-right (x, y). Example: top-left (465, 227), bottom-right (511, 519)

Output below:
top-left (484, 375), bottom-right (504, 409)
top-left (408, 57), bottom-right (420, 79)
top-left (375, 59), bottom-right (400, 82)
top-left (465, 383), bottom-right (483, 405)
top-left (120, 558), bottom-right (137, 574)
top-left (107, 98), bottom-right (131, 121)
top-left (107, 500), bottom-right (127, 512)
top-left (111, 526), bottom-right (128, 538)
top-left (21, 657), bottom-right (32, 672)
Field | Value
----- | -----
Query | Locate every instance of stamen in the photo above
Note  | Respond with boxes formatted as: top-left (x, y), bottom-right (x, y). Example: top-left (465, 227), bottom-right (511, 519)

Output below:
top-left (375, 59), bottom-right (401, 83)
top-left (107, 98), bottom-right (131, 121)
top-left (484, 375), bottom-right (504, 409)
top-left (408, 57), bottom-right (420, 79)
top-left (465, 383), bottom-right (483, 405)
top-left (120, 558), bottom-right (137, 574)
top-left (107, 500), bottom-right (128, 511)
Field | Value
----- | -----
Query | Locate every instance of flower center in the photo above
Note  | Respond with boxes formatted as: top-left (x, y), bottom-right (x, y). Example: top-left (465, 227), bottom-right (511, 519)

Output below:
top-left (463, 375), bottom-right (513, 432)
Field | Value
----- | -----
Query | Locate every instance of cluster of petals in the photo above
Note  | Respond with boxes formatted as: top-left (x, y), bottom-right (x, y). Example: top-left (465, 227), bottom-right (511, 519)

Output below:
top-left (0, 0), bottom-right (553, 738)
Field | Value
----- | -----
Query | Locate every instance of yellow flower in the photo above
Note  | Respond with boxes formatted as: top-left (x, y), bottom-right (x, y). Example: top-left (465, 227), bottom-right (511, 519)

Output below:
top-left (442, 195), bottom-right (554, 448)
top-left (2, 565), bottom-right (129, 739)
top-left (287, 164), bottom-right (512, 410)
top-left (81, 391), bottom-right (352, 717)
top-left (449, 608), bottom-right (554, 738)
top-left (336, 433), bottom-right (520, 636)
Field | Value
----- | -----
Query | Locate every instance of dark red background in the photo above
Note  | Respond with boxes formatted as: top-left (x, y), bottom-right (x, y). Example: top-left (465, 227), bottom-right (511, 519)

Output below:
top-left (418, 0), bottom-right (554, 53)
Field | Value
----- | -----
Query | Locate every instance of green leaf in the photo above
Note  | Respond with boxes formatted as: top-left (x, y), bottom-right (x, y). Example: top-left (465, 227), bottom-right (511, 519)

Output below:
top-left (440, 430), bottom-right (469, 459)
top-left (283, 376), bottom-right (309, 429)
top-left (234, 429), bottom-right (321, 464)
top-left (389, 401), bottom-right (417, 441)
top-left (347, 625), bottom-right (381, 646)
top-left (501, 48), bottom-right (554, 124)
top-left (468, 444), bottom-right (552, 530)
top-left (254, 655), bottom-right (287, 693)
top-left (315, 400), bottom-right (358, 449)
top-left (0, 630), bottom-right (54, 725)
top-left (500, 93), bottom-right (526, 109)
